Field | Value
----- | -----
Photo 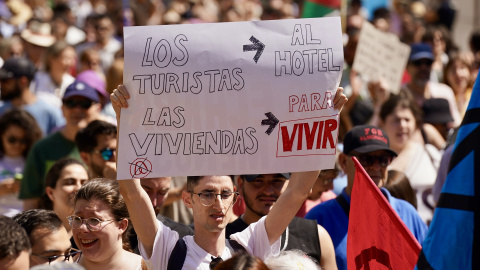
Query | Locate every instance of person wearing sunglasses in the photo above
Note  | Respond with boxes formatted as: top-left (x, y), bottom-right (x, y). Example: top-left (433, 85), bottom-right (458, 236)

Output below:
top-left (19, 81), bottom-right (102, 210)
top-left (403, 43), bottom-right (461, 127)
top-left (111, 84), bottom-right (347, 270)
top-left (75, 120), bottom-right (117, 178)
top-left (12, 209), bottom-right (78, 267)
top-left (70, 178), bottom-right (145, 269)
top-left (305, 125), bottom-right (427, 270)
top-left (0, 108), bottom-right (42, 216)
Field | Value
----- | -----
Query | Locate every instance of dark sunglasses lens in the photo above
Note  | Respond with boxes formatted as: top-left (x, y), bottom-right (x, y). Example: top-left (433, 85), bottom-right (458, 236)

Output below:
top-left (7, 137), bottom-right (25, 144)
top-left (100, 149), bottom-right (113, 160)
top-left (64, 100), bottom-right (93, 109)
top-left (413, 59), bottom-right (433, 67)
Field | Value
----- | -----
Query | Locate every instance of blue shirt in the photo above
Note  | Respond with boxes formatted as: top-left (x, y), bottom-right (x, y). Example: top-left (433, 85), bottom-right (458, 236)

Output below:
top-left (305, 188), bottom-right (427, 270)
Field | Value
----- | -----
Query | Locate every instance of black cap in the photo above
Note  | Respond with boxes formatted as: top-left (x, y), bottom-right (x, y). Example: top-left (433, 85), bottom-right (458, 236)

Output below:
top-left (0, 57), bottom-right (36, 81)
top-left (242, 173), bottom-right (291, 182)
top-left (422, 98), bottom-right (454, 124)
top-left (343, 125), bottom-right (397, 156)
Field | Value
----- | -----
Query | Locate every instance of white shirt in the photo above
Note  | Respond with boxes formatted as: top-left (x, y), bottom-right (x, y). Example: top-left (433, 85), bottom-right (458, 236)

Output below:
top-left (139, 216), bottom-right (281, 270)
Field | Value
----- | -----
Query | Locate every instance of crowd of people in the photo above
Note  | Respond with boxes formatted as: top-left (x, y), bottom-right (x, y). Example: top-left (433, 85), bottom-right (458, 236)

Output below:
top-left (0, 0), bottom-right (478, 269)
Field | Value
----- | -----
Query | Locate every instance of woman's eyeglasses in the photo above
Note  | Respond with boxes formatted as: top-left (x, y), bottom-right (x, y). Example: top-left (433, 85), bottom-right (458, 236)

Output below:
top-left (92, 147), bottom-right (115, 161)
top-left (191, 191), bottom-right (239, 207)
top-left (6, 136), bottom-right (26, 145)
top-left (67, 215), bottom-right (116, 231)
top-left (63, 99), bottom-right (95, 109)
top-left (32, 248), bottom-right (82, 265)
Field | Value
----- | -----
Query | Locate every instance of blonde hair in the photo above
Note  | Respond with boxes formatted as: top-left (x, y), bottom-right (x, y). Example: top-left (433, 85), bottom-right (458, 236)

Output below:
top-left (265, 250), bottom-right (321, 270)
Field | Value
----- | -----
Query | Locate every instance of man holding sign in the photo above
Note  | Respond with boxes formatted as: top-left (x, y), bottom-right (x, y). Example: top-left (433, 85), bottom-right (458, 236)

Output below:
top-left (111, 85), bottom-right (346, 269)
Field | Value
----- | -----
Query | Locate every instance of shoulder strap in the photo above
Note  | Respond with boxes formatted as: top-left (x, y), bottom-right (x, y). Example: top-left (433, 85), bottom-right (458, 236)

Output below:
top-left (167, 238), bottom-right (187, 270)
top-left (335, 195), bottom-right (350, 217)
top-left (227, 239), bottom-right (246, 253)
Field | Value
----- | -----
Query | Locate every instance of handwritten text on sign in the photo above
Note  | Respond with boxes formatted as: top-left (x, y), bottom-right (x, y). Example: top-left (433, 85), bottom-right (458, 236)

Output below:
top-left (118, 17), bottom-right (344, 179)
top-left (352, 22), bottom-right (411, 94)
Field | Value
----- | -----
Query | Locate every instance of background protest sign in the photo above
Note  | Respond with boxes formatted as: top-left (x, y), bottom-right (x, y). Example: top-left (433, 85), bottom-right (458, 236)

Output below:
top-left (118, 17), bottom-right (343, 179)
top-left (352, 21), bottom-right (410, 94)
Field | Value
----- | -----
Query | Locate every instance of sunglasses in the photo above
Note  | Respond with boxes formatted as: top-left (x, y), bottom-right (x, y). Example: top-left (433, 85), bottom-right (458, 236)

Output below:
top-left (355, 155), bottom-right (393, 168)
top-left (412, 59), bottom-right (433, 67)
top-left (63, 99), bottom-right (95, 109)
top-left (6, 136), bottom-right (27, 145)
top-left (92, 147), bottom-right (115, 161)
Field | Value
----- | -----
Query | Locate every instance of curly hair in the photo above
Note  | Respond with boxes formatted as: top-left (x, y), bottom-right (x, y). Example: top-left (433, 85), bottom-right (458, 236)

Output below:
top-left (0, 108), bottom-right (42, 158)
top-left (0, 215), bottom-right (30, 261)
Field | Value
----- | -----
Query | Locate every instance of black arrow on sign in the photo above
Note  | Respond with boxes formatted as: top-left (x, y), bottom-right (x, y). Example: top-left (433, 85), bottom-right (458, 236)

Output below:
top-left (261, 112), bottom-right (279, 135)
top-left (243, 36), bottom-right (265, 63)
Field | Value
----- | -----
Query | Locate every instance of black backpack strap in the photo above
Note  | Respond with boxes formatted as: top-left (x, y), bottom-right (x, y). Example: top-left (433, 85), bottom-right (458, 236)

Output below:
top-left (335, 195), bottom-right (350, 217)
top-left (227, 239), bottom-right (246, 254)
top-left (167, 238), bottom-right (187, 270)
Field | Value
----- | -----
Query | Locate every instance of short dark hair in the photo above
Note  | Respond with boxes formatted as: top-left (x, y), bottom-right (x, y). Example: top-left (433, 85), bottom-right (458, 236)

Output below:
top-left (0, 215), bottom-right (30, 261)
top-left (187, 175), bottom-right (235, 192)
top-left (12, 210), bottom-right (63, 247)
top-left (75, 120), bottom-right (117, 153)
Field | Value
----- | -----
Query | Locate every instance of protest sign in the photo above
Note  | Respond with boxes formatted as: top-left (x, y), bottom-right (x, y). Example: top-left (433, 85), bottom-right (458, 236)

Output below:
top-left (118, 17), bottom-right (343, 179)
top-left (352, 21), bottom-right (410, 94)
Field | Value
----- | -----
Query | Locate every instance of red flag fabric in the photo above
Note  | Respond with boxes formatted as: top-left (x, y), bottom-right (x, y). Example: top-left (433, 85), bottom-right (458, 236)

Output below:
top-left (347, 157), bottom-right (421, 269)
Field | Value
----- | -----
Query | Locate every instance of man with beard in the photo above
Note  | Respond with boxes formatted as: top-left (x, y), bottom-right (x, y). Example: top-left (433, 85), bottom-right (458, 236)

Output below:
top-left (75, 120), bottom-right (117, 178)
top-left (226, 174), bottom-right (337, 269)
top-left (402, 43), bottom-right (461, 126)
top-left (0, 57), bottom-right (64, 136)
top-left (20, 81), bottom-right (102, 210)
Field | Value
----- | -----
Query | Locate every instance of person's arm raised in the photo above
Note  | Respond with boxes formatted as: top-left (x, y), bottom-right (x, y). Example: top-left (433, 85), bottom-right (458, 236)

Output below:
top-left (265, 87), bottom-right (347, 245)
top-left (110, 85), bottom-right (158, 258)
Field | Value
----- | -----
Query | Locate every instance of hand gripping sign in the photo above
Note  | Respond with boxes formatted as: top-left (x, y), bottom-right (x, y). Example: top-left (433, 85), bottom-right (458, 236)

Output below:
top-left (118, 17), bottom-right (344, 179)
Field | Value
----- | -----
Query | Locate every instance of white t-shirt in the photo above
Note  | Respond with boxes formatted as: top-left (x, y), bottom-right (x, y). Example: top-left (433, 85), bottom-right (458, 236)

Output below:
top-left (139, 216), bottom-right (281, 270)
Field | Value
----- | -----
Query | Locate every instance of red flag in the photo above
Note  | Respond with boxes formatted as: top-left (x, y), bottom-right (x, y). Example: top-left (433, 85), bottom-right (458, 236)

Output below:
top-left (347, 157), bottom-right (421, 269)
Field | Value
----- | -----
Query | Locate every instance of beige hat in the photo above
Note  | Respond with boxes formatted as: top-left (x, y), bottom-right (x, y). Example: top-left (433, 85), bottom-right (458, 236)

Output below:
top-left (20, 20), bottom-right (56, 47)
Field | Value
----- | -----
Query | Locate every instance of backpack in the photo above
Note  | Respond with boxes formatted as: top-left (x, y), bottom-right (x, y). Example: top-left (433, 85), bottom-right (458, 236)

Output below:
top-left (167, 238), bottom-right (246, 270)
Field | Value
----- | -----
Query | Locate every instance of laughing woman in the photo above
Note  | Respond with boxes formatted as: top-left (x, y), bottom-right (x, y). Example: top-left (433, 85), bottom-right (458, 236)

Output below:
top-left (70, 178), bottom-right (145, 270)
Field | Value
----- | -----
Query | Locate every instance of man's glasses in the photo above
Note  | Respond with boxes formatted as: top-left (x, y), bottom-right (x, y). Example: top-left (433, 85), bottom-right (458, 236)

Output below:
top-left (355, 155), bottom-right (393, 168)
top-left (191, 191), bottom-right (239, 207)
top-left (6, 136), bottom-right (27, 145)
top-left (32, 248), bottom-right (82, 265)
top-left (92, 147), bottom-right (115, 161)
top-left (412, 59), bottom-right (433, 67)
top-left (63, 99), bottom-right (95, 109)
top-left (67, 215), bottom-right (116, 231)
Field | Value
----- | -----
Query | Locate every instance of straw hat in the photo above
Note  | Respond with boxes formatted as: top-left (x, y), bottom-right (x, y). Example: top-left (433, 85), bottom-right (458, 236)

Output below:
top-left (20, 20), bottom-right (56, 47)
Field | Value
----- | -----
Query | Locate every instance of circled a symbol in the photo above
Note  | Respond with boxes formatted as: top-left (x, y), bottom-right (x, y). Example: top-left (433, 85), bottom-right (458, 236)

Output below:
top-left (129, 158), bottom-right (152, 178)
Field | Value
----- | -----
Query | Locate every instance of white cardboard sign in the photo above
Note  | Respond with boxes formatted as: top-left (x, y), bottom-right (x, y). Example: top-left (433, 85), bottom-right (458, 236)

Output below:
top-left (352, 21), bottom-right (411, 94)
top-left (118, 17), bottom-right (344, 179)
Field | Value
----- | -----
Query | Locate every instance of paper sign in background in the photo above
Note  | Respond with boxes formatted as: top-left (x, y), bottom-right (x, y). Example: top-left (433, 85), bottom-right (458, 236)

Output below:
top-left (352, 21), bottom-right (411, 94)
top-left (118, 17), bottom-right (344, 179)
